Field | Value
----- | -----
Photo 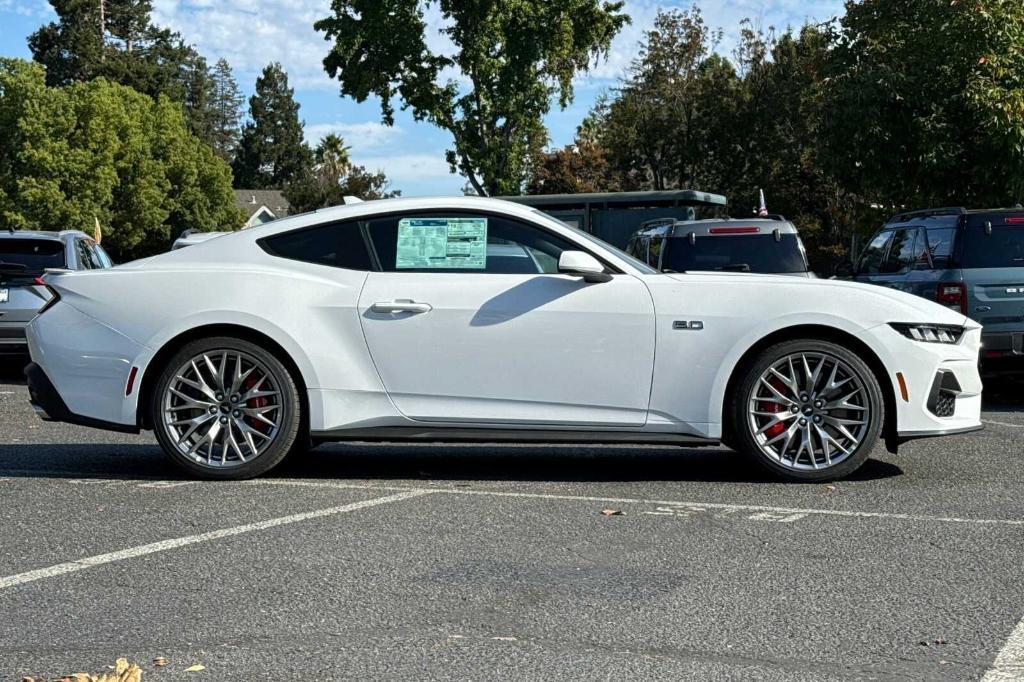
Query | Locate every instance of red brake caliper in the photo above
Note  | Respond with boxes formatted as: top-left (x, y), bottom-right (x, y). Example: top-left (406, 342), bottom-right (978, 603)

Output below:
top-left (243, 375), bottom-right (270, 434)
top-left (762, 379), bottom-right (787, 438)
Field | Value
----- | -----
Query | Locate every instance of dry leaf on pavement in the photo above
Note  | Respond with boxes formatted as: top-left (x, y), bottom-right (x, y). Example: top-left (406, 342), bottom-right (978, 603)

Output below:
top-left (184, 664), bottom-right (206, 673)
top-left (601, 507), bottom-right (624, 516)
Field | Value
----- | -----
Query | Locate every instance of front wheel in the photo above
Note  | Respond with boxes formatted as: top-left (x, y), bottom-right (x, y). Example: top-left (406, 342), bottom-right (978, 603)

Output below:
top-left (729, 340), bottom-right (885, 482)
top-left (151, 337), bottom-right (302, 480)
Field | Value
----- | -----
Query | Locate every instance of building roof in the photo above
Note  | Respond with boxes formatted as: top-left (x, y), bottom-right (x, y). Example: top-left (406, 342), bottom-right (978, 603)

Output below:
top-left (233, 190), bottom-right (291, 219)
top-left (497, 189), bottom-right (728, 208)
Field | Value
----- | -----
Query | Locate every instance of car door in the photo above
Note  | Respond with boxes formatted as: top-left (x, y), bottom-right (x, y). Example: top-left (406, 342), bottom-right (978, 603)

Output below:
top-left (875, 227), bottom-right (920, 292)
top-left (854, 229), bottom-right (895, 286)
top-left (357, 210), bottom-right (656, 426)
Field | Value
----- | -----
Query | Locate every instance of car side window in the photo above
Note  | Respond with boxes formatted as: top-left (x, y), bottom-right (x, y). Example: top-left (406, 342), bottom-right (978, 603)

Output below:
top-left (880, 227), bottom-right (918, 274)
top-left (648, 236), bottom-right (664, 269)
top-left (75, 239), bottom-right (95, 270)
top-left (926, 227), bottom-right (956, 268)
top-left (857, 230), bottom-right (893, 275)
top-left (94, 244), bottom-right (114, 268)
top-left (365, 213), bottom-right (579, 274)
top-left (261, 219), bottom-right (373, 271)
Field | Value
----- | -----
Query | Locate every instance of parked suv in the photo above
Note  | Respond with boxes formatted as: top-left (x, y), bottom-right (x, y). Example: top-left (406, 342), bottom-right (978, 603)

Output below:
top-left (0, 230), bottom-right (113, 354)
top-left (626, 217), bottom-right (814, 276)
top-left (847, 207), bottom-right (1024, 374)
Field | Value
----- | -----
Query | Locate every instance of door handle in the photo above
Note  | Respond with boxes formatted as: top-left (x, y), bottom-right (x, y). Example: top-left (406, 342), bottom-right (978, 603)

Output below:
top-left (371, 299), bottom-right (433, 314)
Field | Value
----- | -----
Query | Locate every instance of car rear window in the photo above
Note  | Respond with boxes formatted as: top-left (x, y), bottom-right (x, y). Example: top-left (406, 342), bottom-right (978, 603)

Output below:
top-left (664, 234), bottom-right (808, 274)
top-left (961, 215), bottom-right (1024, 268)
top-left (0, 238), bottom-right (66, 273)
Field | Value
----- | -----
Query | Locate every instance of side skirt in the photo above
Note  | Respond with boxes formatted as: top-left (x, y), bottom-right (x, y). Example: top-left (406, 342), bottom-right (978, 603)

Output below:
top-left (310, 426), bottom-right (720, 447)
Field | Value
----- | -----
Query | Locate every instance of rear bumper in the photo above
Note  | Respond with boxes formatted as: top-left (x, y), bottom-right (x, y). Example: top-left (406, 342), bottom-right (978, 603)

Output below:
top-left (24, 362), bottom-right (139, 433)
top-left (981, 332), bottom-right (1024, 375)
top-left (0, 324), bottom-right (28, 352)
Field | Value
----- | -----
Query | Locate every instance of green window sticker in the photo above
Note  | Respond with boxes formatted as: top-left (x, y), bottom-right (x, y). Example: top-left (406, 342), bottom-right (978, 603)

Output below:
top-left (396, 217), bottom-right (488, 269)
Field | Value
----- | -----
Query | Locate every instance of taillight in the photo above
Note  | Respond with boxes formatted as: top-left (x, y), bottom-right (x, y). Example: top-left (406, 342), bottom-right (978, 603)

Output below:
top-left (1005, 217), bottom-right (1024, 224)
top-left (708, 227), bottom-right (761, 234)
top-left (937, 282), bottom-right (967, 315)
top-left (35, 277), bottom-right (61, 315)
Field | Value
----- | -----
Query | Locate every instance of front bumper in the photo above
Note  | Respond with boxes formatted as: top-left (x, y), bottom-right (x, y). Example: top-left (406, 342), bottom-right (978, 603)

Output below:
top-left (24, 362), bottom-right (139, 433)
top-left (862, 324), bottom-right (984, 441)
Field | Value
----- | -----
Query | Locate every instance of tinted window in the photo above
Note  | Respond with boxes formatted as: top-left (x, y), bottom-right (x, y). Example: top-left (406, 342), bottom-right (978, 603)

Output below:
top-left (262, 220), bottom-right (372, 271)
top-left (925, 227), bottom-right (956, 268)
top-left (961, 217), bottom-right (1024, 268)
top-left (648, 236), bottom-right (664, 269)
top-left (880, 228), bottom-right (918, 274)
top-left (0, 238), bottom-right (66, 273)
top-left (94, 244), bottom-right (114, 268)
top-left (857, 230), bottom-right (893, 275)
top-left (366, 213), bottom-right (578, 274)
top-left (663, 234), bottom-right (808, 274)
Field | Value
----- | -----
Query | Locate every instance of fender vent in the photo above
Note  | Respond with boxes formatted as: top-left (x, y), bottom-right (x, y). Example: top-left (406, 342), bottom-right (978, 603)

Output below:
top-left (926, 370), bottom-right (961, 418)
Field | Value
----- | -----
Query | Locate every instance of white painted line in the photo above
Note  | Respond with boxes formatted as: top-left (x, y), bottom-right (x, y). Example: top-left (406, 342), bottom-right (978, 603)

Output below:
top-left (982, 616), bottom-right (1024, 681)
top-left (255, 480), bottom-right (1024, 527)
top-left (0, 489), bottom-right (429, 591)
top-left (983, 419), bottom-right (1024, 429)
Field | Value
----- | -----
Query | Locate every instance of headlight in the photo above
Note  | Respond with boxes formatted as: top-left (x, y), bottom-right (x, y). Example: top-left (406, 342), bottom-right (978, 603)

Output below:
top-left (889, 323), bottom-right (965, 344)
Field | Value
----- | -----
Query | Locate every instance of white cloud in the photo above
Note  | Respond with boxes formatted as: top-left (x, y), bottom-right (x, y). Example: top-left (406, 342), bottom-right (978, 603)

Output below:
top-left (356, 153), bottom-right (455, 185)
top-left (305, 121), bottom-right (404, 151)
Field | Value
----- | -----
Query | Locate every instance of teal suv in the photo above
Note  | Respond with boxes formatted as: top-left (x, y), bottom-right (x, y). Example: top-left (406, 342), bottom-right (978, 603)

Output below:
top-left (845, 207), bottom-right (1024, 376)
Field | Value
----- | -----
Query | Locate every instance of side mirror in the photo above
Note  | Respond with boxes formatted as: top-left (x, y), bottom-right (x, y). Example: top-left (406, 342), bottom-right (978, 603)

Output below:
top-left (833, 260), bottom-right (855, 279)
top-left (558, 250), bottom-right (612, 283)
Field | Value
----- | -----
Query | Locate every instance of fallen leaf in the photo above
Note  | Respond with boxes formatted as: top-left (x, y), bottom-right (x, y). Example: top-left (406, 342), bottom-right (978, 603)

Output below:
top-left (153, 657), bottom-right (169, 667)
top-left (115, 659), bottom-right (128, 675)
top-left (491, 636), bottom-right (518, 641)
top-left (601, 508), bottom-right (624, 516)
top-left (825, 485), bottom-right (837, 492)
top-left (184, 664), bottom-right (206, 673)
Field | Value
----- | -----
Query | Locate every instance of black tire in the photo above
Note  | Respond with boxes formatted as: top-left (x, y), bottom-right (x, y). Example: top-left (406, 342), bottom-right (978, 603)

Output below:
top-left (729, 339), bottom-right (885, 482)
top-left (151, 336), bottom-right (302, 480)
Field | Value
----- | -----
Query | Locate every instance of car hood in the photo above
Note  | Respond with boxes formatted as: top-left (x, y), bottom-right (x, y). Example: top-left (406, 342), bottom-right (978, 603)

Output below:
top-left (662, 271), bottom-right (975, 329)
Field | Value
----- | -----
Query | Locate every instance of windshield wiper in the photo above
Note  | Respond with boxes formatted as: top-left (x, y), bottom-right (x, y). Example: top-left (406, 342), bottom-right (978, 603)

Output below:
top-left (715, 263), bottom-right (752, 272)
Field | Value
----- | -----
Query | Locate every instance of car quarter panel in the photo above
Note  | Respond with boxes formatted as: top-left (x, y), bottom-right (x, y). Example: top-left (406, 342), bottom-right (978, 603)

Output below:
top-left (31, 252), bottom-right (392, 430)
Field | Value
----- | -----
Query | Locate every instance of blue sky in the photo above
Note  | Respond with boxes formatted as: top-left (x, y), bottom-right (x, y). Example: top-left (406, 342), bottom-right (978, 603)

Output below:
top-left (0, 0), bottom-right (844, 196)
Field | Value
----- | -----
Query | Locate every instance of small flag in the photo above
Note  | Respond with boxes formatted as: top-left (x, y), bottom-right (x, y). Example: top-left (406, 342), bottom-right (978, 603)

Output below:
top-left (93, 216), bottom-right (103, 243)
top-left (758, 189), bottom-right (768, 217)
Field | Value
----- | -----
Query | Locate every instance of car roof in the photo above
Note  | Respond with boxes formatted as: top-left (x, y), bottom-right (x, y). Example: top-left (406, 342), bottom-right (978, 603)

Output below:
top-left (0, 230), bottom-right (90, 242)
top-left (633, 218), bottom-right (798, 239)
top-left (885, 206), bottom-right (1024, 227)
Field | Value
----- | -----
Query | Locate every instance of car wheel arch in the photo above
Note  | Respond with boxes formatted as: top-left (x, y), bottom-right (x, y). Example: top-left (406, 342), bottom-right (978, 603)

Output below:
top-left (719, 324), bottom-right (897, 448)
top-left (136, 323), bottom-right (310, 431)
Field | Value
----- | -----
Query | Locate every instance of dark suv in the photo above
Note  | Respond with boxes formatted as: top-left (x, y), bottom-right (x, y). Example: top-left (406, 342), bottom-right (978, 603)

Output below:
top-left (0, 230), bottom-right (113, 355)
top-left (626, 217), bottom-right (814, 276)
top-left (849, 207), bottom-right (1024, 374)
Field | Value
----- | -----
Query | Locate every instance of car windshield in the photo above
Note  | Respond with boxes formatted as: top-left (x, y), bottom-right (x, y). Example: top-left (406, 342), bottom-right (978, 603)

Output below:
top-left (529, 209), bottom-right (658, 274)
top-left (961, 222), bottom-right (1024, 268)
top-left (0, 238), bottom-right (66, 274)
top-left (664, 234), bottom-right (808, 274)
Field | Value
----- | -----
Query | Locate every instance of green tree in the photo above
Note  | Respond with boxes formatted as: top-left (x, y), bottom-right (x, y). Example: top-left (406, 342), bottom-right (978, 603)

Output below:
top-left (822, 0), bottom-right (1024, 208)
top-left (598, 8), bottom-right (724, 190)
top-left (206, 58), bottom-right (244, 162)
top-left (232, 63), bottom-right (313, 189)
top-left (315, 0), bottom-right (629, 196)
top-left (0, 58), bottom-right (243, 260)
top-left (28, 0), bottom-right (221, 141)
top-left (283, 134), bottom-right (399, 212)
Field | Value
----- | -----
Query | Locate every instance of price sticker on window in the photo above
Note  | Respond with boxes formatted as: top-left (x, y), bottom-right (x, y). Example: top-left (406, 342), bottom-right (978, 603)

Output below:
top-left (396, 217), bottom-right (487, 269)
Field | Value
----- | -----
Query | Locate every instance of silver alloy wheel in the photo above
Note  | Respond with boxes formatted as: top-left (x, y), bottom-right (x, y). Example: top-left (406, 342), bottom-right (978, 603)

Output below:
top-left (161, 350), bottom-right (284, 467)
top-left (747, 352), bottom-right (871, 470)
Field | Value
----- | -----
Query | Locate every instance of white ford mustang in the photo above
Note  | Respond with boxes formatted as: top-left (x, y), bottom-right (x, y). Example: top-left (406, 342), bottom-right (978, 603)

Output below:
top-left (24, 197), bottom-right (983, 481)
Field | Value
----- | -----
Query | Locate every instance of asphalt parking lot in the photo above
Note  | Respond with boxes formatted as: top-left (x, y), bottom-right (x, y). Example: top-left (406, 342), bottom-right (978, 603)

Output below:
top-left (1, 359), bottom-right (1023, 681)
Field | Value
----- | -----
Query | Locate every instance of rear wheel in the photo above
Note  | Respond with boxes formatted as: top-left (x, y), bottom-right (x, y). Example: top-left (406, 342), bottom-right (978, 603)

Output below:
top-left (730, 339), bottom-right (884, 482)
top-left (151, 337), bottom-right (301, 480)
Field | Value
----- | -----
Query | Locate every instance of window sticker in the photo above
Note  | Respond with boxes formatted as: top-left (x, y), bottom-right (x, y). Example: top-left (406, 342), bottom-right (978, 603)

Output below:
top-left (396, 217), bottom-right (488, 269)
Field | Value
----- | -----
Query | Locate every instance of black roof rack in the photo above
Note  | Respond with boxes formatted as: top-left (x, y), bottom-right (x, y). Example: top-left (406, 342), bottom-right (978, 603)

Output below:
top-left (889, 207), bottom-right (967, 223)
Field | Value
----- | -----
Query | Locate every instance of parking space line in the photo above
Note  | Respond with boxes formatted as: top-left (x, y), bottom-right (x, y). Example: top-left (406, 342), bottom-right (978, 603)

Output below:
top-left (0, 489), bottom-right (430, 591)
top-left (982, 616), bottom-right (1024, 681)
top-left (255, 480), bottom-right (1024, 527)
top-left (983, 419), bottom-right (1024, 429)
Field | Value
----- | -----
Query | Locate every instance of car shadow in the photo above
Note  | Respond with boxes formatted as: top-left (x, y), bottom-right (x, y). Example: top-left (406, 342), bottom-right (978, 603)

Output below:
top-left (0, 442), bottom-right (904, 484)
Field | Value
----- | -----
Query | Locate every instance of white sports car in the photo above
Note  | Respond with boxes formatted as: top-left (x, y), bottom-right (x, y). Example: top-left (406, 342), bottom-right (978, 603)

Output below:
top-left (24, 197), bottom-right (983, 481)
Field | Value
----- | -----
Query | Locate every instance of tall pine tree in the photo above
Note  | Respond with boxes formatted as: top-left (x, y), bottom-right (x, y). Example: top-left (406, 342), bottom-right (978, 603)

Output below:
top-left (232, 63), bottom-right (312, 189)
top-left (207, 58), bottom-right (244, 162)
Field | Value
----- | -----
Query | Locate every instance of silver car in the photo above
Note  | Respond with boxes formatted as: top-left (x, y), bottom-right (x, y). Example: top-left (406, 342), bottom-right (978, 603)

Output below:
top-left (0, 230), bottom-right (113, 355)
